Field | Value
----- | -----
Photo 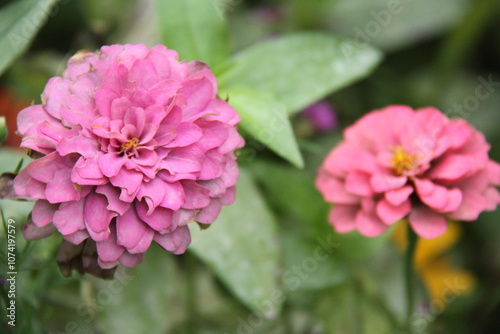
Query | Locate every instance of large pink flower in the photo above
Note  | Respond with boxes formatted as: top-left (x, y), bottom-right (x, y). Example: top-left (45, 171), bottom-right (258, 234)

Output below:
top-left (14, 44), bottom-right (244, 272)
top-left (316, 106), bottom-right (500, 239)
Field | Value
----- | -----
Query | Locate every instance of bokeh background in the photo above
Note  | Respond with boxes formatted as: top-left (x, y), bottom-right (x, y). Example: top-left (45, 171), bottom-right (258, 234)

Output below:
top-left (1, 0), bottom-right (499, 333)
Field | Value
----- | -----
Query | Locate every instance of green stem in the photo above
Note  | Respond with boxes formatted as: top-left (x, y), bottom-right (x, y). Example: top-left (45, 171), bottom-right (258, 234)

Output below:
top-left (405, 227), bottom-right (418, 333)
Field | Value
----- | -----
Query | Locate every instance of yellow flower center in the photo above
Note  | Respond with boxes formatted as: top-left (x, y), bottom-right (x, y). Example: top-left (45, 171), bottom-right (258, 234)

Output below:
top-left (391, 146), bottom-right (416, 175)
top-left (121, 138), bottom-right (139, 150)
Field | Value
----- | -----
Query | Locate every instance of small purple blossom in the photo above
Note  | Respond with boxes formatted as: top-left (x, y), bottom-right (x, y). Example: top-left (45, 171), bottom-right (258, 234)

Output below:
top-left (301, 101), bottom-right (338, 132)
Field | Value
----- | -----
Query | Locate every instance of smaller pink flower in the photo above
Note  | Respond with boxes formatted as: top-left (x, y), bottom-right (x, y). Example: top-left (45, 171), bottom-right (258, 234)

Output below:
top-left (316, 106), bottom-right (500, 239)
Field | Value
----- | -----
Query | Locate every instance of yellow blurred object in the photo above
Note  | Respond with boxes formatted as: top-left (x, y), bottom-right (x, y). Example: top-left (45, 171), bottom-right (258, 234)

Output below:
top-left (393, 222), bottom-right (475, 303)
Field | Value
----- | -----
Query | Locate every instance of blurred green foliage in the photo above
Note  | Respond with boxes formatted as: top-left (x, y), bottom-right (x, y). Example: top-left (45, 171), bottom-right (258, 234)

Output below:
top-left (0, 0), bottom-right (499, 333)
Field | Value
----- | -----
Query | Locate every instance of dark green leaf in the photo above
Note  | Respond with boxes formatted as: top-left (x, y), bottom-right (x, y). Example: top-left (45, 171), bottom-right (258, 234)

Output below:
top-left (218, 32), bottom-right (382, 114)
top-left (0, 0), bottom-right (59, 76)
top-left (226, 86), bottom-right (303, 168)
top-left (188, 168), bottom-right (282, 315)
top-left (156, 0), bottom-right (229, 68)
top-left (251, 160), bottom-right (391, 261)
top-left (328, 0), bottom-right (469, 51)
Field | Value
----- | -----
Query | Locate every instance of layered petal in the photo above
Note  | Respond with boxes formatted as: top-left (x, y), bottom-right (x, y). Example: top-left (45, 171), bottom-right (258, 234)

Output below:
top-left (409, 206), bottom-right (448, 239)
top-left (316, 105), bottom-right (499, 240)
top-left (13, 43), bottom-right (244, 274)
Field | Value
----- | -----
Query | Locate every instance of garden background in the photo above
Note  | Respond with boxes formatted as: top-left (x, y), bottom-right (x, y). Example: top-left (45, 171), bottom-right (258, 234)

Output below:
top-left (0, 0), bottom-right (499, 333)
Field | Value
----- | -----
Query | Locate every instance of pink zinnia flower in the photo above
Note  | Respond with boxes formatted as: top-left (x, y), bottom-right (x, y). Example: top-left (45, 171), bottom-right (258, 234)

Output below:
top-left (14, 44), bottom-right (244, 272)
top-left (316, 106), bottom-right (500, 239)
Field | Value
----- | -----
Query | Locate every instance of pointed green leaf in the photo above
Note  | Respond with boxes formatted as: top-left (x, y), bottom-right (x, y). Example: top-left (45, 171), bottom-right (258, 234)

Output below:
top-left (226, 86), bottom-right (303, 168)
top-left (0, 0), bottom-right (59, 76)
top-left (218, 32), bottom-right (382, 114)
top-left (0, 148), bottom-right (33, 223)
top-left (189, 169), bottom-right (282, 315)
top-left (156, 0), bottom-right (230, 68)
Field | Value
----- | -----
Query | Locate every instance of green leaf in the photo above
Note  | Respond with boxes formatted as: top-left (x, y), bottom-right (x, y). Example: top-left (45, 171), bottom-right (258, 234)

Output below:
top-left (188, 168), bottom-right (282, 315)
top-left (251, 160), bottom-right (391, 262)
top-left (218, 32), bottom-right (382, 114)
top-left (225, 86), bottom-right (303, 168)
top-left (95, 247), bottom-right (187, 334)
top-left (251, 160), bottom-right (330, 238)
top-left (328, 0), bottom-right (469, 51)
top-left (0, 117), bottom-right (7, 144)
top-left (282, 232), bottom-right (347, 291)
top-left (314, 281), bottom-right (396, 334)
top-left (156, 0), bottom-right (229, 68)
top-left (0, 147), bottom-right (32, 174)
top-left (0, 148), bottom-right (33, 224)
top-left (0, 0), bottom-right (59, 76)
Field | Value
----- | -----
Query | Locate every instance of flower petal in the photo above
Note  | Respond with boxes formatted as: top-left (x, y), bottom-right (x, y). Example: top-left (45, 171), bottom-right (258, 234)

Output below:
top-left (96, 224), bottom-right (125, 262)
top-left (408, 206), bottom-right (448, 239)
top-left (46, 169), bottom-right (82, 203)
top-left (64, 230), bottom-right (90, 245)
top-left (428, 154), bottom-right (472, 181)
top-left (370, 174), bottom-right (407, 192)
top-left (414, 178), bottom-right (459, 212)
top-left (159, 181), bottom-right (185, 211)
top-left (161, 146), bottom-right (204, 174)
top-left (32, 200), bottom-right (58, 227)
top-left (136, 178), bottom-right (167, 213)
top-left (316, 172), bottom-right (359, 204)
top-left (196, 199), bottom-right (222, 224)
top-left (116, 208), bottom-right (153, 253)
top-left (167, 122), bottom-right (203, 148)
top-left (328, 205), bottom-right (358, 233)
top-left (154, 226), bottom-right (191, 254)
top-left (99, 152), bottom-right (127, 178)
top-left (385, 185), bottom-right (414, 206)
top-left (345, 171), bottom-right (373, 196)
top-left (84, 192), bottom-right (115, 241)
top-left (53, 199), bottom-right (86, 235)
top-left (181, 181), bottom-right (211, 209)
top-left (136, 201), bottom-right (174, 233)
top-left (110, 168), bottom-right (143, 197)
top-left (441, 188), bottom-right (463, 213)
top-left (118, 252), bottom-right (143, 267)
top-left (178, 77), bottom-right (214, 120)
top-left (95, 184), bottom-right (131, 215)
top-left (23, 221), bottom-right (57, 240)
top-left (487, 160), bottom-right (500, 186)
top-left (57, 135), bottom-right (99, 159)
top-left (376, 198), bottom-right (411, 225)
top-left (356, 210), bottom-right (388, 237)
